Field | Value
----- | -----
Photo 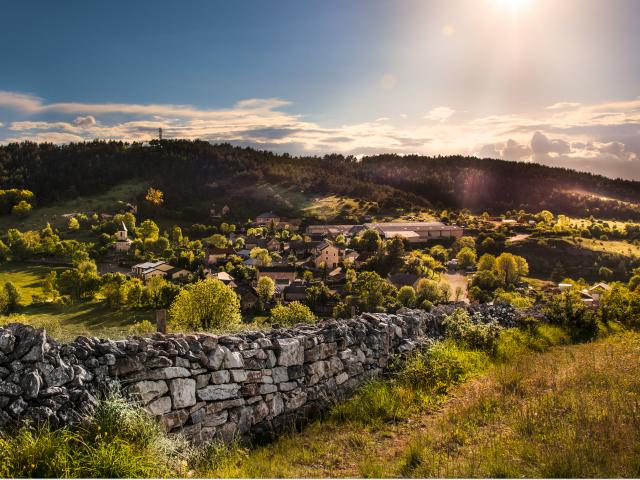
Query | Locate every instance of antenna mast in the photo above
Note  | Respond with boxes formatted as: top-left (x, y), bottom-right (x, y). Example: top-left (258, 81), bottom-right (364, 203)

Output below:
top-left (158, 127), bottom-right (163, 141)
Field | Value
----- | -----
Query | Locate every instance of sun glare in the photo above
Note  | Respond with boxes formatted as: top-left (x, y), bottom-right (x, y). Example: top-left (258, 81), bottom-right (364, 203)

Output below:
top-left (491, 0), bottom-right (532, 13)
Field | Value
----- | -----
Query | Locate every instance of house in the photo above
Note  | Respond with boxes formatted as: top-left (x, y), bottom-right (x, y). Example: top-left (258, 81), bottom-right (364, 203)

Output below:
top-left (327, 266), bottom-right (345, 283)
top-left (305, 225), bottom-right (361, 238)
top-left (288, 240), bottom-right (322, 260)
top-left (387, 273), bottom-right (421, 289)
top-left (255, 211), bottom-right (281, 225)
top-left (206, 246), bottom-right (235, 265)
top-left (343, 249), bottom-right (359, 264)
top-left (234, 283), bottom-right (259, 310)
top-left (266, 238), bottom-right (281, 252)
top-left (244, 236), bottom-right (267, 250)
top-left (256, 265), bottom-right (296, 285)
top-left (283, 280), bottom-right (309, 302)
top-left (364, 222), bottom-right (463, 243)
top-left (115, 222), bottom-right (132, 252)
top-left (581, 282), bottom-right (611, 305)
top-left (131, 261), bottom-right (190, 281)
top-left (206, 271), bottom-right (237, 288)
top-left (314, 241), bottom-right (343, 269)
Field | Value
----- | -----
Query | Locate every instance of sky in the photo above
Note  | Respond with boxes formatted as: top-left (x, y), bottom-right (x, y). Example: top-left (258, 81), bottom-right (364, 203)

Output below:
top-left (1, 0), bottom-right (640, 179)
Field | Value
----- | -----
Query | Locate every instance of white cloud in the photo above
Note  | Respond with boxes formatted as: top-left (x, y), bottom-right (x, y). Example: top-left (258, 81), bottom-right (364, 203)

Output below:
top-left (2, 89), bottom-right (640, 179)
top-left (424, 106), bottom-right (455, 123)
top-left (546, 101), bottom-right (581, 110)
top-left (73, 115), bottom-right (96, 127)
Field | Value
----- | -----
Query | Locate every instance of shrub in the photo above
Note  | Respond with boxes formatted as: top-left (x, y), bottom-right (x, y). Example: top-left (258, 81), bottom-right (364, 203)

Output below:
top-left (270, 301), bottom-right (316, 326)
top-left (127, 319), bottom-right (155, 335)
top-left (442, 308), bottom-right (502, 351)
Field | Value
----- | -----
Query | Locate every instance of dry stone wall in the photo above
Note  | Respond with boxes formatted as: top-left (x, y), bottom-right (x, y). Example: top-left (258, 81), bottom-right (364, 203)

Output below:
top-left (0, 305), bottom-right (518, 444)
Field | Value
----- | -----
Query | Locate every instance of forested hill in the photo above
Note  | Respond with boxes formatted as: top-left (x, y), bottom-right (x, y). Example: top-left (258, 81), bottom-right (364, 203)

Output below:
top-left (1, 140), bottom-right (639, 220)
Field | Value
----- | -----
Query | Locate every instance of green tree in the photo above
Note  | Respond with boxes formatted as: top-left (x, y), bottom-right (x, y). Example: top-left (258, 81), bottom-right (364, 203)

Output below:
top-left (0, 282), bottom-right (21, 314)
top-left (169, 279), bottom-right (241, 331)
top-left (477, 253), bottom-right (497, 272)
top-left (0, 240), bottom-right (9, 263)
top-left (360, 229), bottom-right (382, 252)
top-left (256, 276), bottom-right (276, 309)
top-left (138, 219), bottom-right (159, 241)
top-left (67, 217), bottom-right (80, 231)
top-left (495, 252), bottom-right (520, 286)
top-left (353, 271), bottom-right (397, 312)
top-left (11, 200), bottom-right (32, 218)
top-left (250, 247), bottom-right (272, 267)
top-left (456, 247), bottom-right (477, 269)
top-left (270, 301), bottom-right (316, 326)
top-left (397, 285), bottom-right (417, 307)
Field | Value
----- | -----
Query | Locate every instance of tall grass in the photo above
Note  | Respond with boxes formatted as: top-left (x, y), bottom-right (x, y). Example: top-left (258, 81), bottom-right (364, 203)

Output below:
top-left (399, 331), bottom-right (640, 478)
top-left (0, 392), bottom-right (192, 478)
top-left (330, 340), bottom-right (490, 426)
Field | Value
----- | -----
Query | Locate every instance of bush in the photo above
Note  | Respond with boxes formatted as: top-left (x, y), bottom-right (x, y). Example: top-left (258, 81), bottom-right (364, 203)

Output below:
top-left (442, 308), bottom-right (502, 352)
top-left (270, 301), bottom-right (316, 326)
top-left (127, 319), bottom-right (155, 335)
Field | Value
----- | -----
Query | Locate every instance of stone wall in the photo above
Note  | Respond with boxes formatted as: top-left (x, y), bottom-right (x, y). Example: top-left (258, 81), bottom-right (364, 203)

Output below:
top-left (0, 305), bottom-right (517, 444)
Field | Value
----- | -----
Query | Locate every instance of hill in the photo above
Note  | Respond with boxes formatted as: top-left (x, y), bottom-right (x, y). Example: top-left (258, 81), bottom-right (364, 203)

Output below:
top-left (2, 140), bottom-right (640, 222)
top-left (203, 331), bottom-right (640, 478)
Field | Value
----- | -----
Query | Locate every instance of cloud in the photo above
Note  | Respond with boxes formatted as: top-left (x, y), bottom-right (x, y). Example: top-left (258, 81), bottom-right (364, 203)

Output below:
top-left (424, 106), bottom-right (455, 122)
top-left (2, 89), bottom-right (640, 180)
top-left (546, 102), bottom-right (581, 110)
top-left (531, 131), bottom-right (571, 156)
top-left (73, 115), bottom-right (96, 127)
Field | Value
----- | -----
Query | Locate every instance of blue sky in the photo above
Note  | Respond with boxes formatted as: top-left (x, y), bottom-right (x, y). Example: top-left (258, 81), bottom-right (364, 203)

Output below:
top-left (1, 0), bottom-right (640, 179)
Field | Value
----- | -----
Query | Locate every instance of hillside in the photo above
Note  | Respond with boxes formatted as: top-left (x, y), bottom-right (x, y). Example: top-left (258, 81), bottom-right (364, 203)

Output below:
top-left (203, 332), bottom-right (640, 478)
top-left (2, 141), bottom-right (640, 222)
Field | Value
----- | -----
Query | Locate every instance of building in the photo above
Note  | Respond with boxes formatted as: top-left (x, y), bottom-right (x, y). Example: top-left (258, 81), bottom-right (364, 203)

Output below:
top-left (256, 265), bottom-right (296, 285)
top-left (115, 222), bottom-right (132, 252)
top-left (206, 246), bottom-right (235, 265)
top-left (305, 224), bottom-right (362, 237)
top-left (364, 221), bottom-right (463, 243)
top-left (234, 283), bottom-right (259, 310)
top-left (313, 241), bottom-right (343, 269)
top-left (255, 211), bottom-right (281, 225)
top-left (131, 261), bottom-right (190, 281)
top-left (283, 280), bottom-right (309, 302)
top-left (205, 271), bottom-right (237, 288)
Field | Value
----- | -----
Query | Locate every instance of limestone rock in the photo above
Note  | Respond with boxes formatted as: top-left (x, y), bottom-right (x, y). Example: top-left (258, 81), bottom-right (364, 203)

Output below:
top-left (170, 378), bottom-right (196, 409)
top-left (128, 380), bottom-right (168, 404)
top-left (197, 383), bottom-right (239, 401)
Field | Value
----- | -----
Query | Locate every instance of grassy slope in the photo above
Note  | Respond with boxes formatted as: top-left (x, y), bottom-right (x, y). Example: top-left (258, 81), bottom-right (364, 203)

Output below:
top-left (0, 263), bottom-right (65, 303)
top-left (0, 180), bottom-right (147, 232)
top-left (0, 262), bottom-right (154, 342)
top-left (204, 332), bottom-right (640, 478)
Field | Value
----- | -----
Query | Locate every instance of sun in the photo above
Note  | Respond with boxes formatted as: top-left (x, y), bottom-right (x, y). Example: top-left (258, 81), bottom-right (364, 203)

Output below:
top-left (491, 0), bottom-right (532, 12)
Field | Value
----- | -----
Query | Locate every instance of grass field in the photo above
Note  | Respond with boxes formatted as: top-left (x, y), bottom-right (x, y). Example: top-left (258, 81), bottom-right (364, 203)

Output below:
top-left (0, 180), bottom-right (147, 232)
top-left (199, 332), bottom-right (640, 478)
top-left (0, 262), bottom-right (66, 303)
top-left (572, 237), bottom-right (640, 257)
top-left (0, 262), bottom-right (154, 341)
